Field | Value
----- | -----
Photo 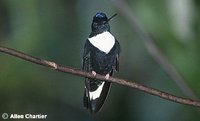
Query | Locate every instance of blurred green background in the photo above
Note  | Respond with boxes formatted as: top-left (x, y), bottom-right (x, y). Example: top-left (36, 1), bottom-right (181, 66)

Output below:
top-left (0, 0), bottom-right (200, 121)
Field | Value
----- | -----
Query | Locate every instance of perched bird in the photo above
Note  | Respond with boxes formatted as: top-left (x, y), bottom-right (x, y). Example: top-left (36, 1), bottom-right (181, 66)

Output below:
top-left (82, 12), bottom-right (120, 113)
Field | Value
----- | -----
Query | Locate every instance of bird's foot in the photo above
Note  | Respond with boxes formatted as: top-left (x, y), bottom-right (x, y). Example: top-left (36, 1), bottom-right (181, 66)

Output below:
top-left (92, 71), bottom-right (97, 76)
top-left (105, 74), bottom-right (110, 80)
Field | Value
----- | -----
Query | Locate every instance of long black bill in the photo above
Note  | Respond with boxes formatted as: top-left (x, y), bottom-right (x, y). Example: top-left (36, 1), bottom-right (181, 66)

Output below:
top-left (105, 13), bottom-right (117, 23)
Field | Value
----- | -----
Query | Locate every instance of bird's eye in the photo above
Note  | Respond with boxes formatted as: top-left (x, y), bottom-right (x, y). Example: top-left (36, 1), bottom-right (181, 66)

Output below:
top-left (93, 22), bottom-right (99, 27)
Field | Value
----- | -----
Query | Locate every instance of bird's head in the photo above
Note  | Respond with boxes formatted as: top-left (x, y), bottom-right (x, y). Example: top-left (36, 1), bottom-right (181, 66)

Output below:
top-left (93, 12), bottom-right (108, 24)
top-left (91, 12), bottom-right (117, 34)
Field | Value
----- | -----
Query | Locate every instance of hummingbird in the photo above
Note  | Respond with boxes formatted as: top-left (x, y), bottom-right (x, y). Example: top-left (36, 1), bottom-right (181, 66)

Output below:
top-left (82, 12), bottom-right (120, 113)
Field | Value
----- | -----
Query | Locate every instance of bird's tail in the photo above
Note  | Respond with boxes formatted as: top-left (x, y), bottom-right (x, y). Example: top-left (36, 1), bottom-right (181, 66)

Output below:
top-left (84, 78), bottom-right (111, 113)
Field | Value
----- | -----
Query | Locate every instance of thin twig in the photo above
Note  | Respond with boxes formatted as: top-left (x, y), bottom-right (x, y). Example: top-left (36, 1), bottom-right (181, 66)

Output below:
top-left (110, 0), bottom-right (198, 100)
top-left (0, 45), bottom-right (200, 108)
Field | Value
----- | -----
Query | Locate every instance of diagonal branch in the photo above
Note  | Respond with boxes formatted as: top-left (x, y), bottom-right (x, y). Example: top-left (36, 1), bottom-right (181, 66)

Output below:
top-left (0, 45), bottom-right (200, 108)
top-left (110, 0), bottom-right (198, 100)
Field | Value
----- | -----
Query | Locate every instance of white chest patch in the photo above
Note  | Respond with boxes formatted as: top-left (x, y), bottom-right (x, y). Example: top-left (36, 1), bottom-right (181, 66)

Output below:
top-left (88, 31), bottom-right (115, 54)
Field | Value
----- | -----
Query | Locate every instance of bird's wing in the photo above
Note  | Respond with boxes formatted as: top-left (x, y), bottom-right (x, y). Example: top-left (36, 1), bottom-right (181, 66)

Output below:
top-left (83, 39), bottom-right (92, 110)
top-left (113, 40), bottom-right (120, 72)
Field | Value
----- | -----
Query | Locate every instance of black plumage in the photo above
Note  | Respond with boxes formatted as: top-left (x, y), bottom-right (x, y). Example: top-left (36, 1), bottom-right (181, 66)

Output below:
top-left (82, 12), bottom-right (120, 113)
